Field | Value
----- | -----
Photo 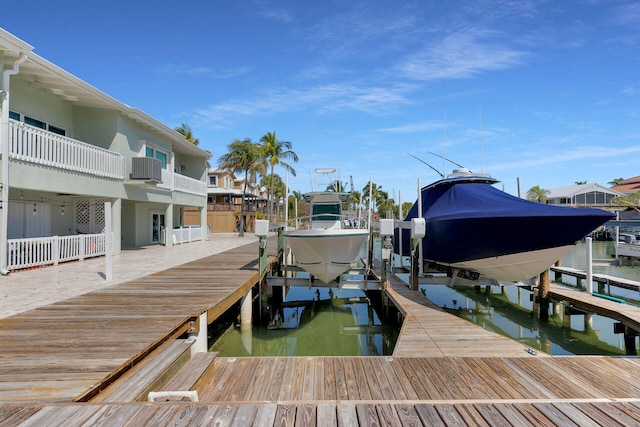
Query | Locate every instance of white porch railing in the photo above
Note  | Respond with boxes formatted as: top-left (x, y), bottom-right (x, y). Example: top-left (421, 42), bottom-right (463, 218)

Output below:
top-left (172, 226), bottom-right (203, 244)
top-left (7, 234), bottom-right (106, 271)
top-left (8, 119), bottom-right (126, 179)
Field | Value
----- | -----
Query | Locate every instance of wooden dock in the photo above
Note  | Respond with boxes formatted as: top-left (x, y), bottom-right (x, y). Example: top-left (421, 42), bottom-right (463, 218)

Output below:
top-left (0, 240), bottom-right (266, 403)
top-left (551, 265), bottom-right (640, 293)
top-left (2, 239), bottom-right (640, 425)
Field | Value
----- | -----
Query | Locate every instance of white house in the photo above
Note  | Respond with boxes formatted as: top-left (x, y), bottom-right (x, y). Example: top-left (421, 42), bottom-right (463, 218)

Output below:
top-left (0, 28), bottom-right (210, 273)
top-left (546, 183), bottom-right (621, 207)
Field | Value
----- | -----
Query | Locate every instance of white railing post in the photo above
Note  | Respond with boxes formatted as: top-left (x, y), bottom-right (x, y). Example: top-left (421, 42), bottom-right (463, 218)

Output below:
top-left (79, 235), bottom-right (85, 261)
top-left (53, 236), bottom-right (59, 265)
top-left (105, 202), bottom-right (112, 281)
top-left (586, 236), bottom-right (593, 294)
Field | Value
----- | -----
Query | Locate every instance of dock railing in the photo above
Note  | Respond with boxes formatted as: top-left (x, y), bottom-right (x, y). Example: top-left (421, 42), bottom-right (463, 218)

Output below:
top-left (7, 233), bottom-right (106, 271)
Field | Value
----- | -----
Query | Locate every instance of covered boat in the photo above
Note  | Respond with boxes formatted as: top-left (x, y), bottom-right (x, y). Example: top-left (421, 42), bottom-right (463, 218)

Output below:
top-left (396, 169), bottom-right (615, 281)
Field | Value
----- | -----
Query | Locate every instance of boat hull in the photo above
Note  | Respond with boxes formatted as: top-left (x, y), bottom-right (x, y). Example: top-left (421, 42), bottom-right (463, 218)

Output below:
top-left (447, 245), bottom-right (574, 282)
top-left (284, 229), bottom-right (369, 284)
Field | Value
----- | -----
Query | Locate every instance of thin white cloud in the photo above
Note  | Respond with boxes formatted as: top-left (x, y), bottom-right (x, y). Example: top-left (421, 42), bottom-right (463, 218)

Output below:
top-left (193, 82), bottom-right (413, 127)
top-left (397, 30), bottom-right (527, 81)
top-left (154, 64), bottom-right (250, 78)
top-left (378, 121), bottom-right (443, 134)
top-left (491, 145), bottom-right (640, 172)
top-left (155, 64), bottom-right (212, 75)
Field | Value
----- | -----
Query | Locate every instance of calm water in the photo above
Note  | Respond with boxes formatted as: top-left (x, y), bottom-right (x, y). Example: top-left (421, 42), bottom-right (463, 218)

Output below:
top-left (418, 282), bottom-right (630, 355)
top-left (211, 240), bottom-right (640, 357)
top-left (210, 285), bottom-right (399, 357)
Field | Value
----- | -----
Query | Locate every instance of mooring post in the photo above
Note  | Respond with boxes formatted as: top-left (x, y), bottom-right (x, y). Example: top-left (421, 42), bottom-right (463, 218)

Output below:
top-left (255, 220), bottom-right (269, 322)
top-left (380, 219), bottom-right (394, 289)
top-left (584, 312), bottom-right (593, 331)
top-left (190, 311), bottom-right (208, 356)
top-left (539, 270), bottom-right (550, 320)
top-left (410, 218), bottom-right (426, 291)
top-left (624, 332), bottom-right (637, 355)
top-left (240, 288), bottom-right (253, 355)
top-left (586, 237), bottom-right (593, 294)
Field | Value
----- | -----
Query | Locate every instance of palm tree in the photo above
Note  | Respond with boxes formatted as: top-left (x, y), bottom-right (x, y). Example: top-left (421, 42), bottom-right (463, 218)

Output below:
top-left (349, 190), bottom-right (362, 212)
top-left (260, 174), bottom-right (286, 220)
top-left (362, 181), bottom-right (385, 212)
top-left (526, 185), bottom-right (550, 203)
top-left (326, 180), bottom-right (347, 192)
top-left (259, 131), bottom-right (299, 222)
top-left (175, 123), bottom-right (200, 145)
top-left (609, 178), bottom-right (625, 187)
top-left (218, 138), bottom-right (265, 236)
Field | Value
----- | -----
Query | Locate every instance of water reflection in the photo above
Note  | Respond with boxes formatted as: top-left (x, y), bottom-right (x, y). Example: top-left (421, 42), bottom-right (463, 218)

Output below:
top-left (418, 283), bottom-right (630, 355)
top-left (210, 286), bottom-right (398, 357)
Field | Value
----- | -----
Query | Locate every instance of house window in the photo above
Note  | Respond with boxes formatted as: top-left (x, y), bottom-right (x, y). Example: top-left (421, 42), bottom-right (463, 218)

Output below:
top-left (145, 145), bottom-right (168, 169)
top-left (48, 124), bottom-right (66, 136)
top-left (11, 112), bottom-right (66, 136)
top-left (24, 116), bottom-right (46, 129)
top-left (209, 176), bottom-right (217, 186)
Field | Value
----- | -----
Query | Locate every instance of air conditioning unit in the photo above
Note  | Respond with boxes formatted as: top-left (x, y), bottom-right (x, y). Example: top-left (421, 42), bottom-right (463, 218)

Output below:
top-left (130, 157), bottom-right (162, 182)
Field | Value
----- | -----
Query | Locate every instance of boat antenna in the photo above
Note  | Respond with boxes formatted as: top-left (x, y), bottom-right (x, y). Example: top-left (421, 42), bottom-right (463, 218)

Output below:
top-left (443, 108), bottom-right (446, 176)
top-left (407, 153), bottom-right (444, 178)
top-left (480, 106), bottom-right (484, 174)
top-left (427, 151), bottom-right (464, 168)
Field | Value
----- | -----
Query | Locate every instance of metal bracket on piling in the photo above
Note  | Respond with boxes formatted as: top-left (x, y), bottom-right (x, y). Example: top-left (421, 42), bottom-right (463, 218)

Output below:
top-left (380, 219), bottom-right (395, 289)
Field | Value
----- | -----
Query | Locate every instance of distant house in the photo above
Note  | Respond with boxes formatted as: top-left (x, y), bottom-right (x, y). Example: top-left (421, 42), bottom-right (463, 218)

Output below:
top-left (184, 168), bottom-right (267, 233)
top-left (0, 28), bottom-right (210, 272)
top-left (610, 176), bottom-right (640, 195)
top-left (546, 183), bottom-right (621, 207)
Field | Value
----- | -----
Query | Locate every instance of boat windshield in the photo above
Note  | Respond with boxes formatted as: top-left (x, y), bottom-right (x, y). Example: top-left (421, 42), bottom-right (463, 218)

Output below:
top-left (312, 203), bottom-right (341, 221)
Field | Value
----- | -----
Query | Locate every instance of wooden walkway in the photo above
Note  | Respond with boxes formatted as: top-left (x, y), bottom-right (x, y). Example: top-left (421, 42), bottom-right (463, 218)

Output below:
top-left (3, 239), bottom-right (640, 424)
top-left (551, 265), bottom-right (640, 292)
top-left (548, 282), bottom-right (640, 332)
top-left (386, 273), bottom-right (541, 358)
top-left (0, 240), bottom-right (264, 403)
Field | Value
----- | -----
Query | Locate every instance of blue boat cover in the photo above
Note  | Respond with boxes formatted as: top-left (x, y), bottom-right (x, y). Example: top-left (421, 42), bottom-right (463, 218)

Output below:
top-left (395, 179), bottom-right (615, 264)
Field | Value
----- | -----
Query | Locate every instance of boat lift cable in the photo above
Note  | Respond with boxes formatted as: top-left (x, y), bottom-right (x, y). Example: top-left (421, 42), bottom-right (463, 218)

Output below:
top-left (407, 153), bottom-right (444, 178)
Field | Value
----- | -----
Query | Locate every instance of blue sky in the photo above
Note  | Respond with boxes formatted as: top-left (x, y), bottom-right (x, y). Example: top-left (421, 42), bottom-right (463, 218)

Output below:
top-left (3, 1), bottom-right (639, 202)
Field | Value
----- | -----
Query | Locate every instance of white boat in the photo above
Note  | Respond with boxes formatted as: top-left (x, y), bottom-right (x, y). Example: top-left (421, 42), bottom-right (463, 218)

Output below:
top-left (283, 171), bottom-right (369, 284)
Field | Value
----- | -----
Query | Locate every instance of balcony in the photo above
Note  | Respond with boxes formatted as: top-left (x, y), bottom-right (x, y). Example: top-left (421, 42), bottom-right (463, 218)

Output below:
top-left (155, 169), bottom-right (207, 195)
top-left (8, 119), bottom-right (125, 179)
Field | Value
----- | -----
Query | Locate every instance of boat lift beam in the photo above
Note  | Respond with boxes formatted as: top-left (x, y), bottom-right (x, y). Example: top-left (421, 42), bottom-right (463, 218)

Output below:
top-left (267, 277), bottom-right (383, 291)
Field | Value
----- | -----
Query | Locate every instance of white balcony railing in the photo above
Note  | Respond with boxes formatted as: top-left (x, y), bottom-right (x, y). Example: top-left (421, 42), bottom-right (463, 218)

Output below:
top-left (8, 120), bottom-right (125, 179)
top-left (7, 234), bottom-right (106, 271)
top-left (174, 173), bottom-right (207, 195)
top-left (157, 169), bottom-right (207, 195)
